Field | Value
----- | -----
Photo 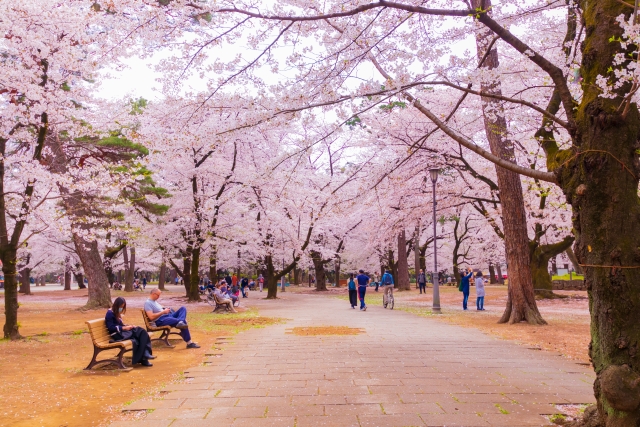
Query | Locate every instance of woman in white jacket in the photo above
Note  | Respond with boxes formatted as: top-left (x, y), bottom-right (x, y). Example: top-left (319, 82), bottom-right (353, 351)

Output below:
top-left (475, 272), bottom-right (486, 311)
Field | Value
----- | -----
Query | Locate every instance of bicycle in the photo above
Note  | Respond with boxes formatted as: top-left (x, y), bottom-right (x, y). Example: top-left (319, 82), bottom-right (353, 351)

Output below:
top-left (382, 287), bottom-right (394, 309)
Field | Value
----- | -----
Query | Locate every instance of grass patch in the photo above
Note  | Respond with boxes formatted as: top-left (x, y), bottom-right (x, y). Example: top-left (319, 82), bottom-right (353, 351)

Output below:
top-left (495, 403), bottom-right (509, 414)
top-left (552, 274), bottom-right (584, 281)
top-left (189, 307), bottom-right (283, 334)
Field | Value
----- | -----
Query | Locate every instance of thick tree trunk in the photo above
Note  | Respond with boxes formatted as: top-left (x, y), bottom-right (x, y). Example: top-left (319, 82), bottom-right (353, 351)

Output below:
top-left (565, 247), bottom-right (583, 275)
top-left (293, 267), bottom-right (301, 285)
top-left (495, 263), bottom-right (504, 285)
top-left (453, 265), bottom-right (461, 286)
top-left (488, 263), bottom-right (497, 284)
top-left (333, 256), bottom-right (340, 287)
top-left (74, 272), bottom-right (85, 290)
top-left (123, 246), bottom-right (133, 292)
top-left (129, 246), bottom-right (136, 288)
top-left (554, 2), bottom-right (640, 423)
top-left (473, 0), bottom-right (544, 324)
top-left (158, 262), bottom-right (166, 291)
top-left (2, 249), bottom-right (21, 339)
top-left (182, 255), bottom-right (192, 296)
top-left (19, 267), bottom-right (31, 295)
top-left (531, 236), bottom-right (574, 298)
top-left (187, 247), bottom-right (201, 301)
top-left (311, 251), bottom-right (327, 291)
top-left (397, 230), bottom-right (410, 291)
top-left (169, 268), bottom-right (177, 285)
top-left (72, 233), bottom-right (111, 309)
top-left (265, 255), bottom-right (279, 299)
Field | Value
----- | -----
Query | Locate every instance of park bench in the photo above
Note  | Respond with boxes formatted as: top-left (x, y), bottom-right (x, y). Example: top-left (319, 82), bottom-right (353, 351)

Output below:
top-left (213, 292), bottom-right (234, 313)
top-left (84, 319), bottom-right (133, 370)
top-left (141, 309), bottom-right (182, 347)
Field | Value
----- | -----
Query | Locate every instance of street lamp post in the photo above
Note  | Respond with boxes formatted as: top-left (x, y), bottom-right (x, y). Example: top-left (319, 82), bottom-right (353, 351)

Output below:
top-left (429, 168), bottom-right (441, 314)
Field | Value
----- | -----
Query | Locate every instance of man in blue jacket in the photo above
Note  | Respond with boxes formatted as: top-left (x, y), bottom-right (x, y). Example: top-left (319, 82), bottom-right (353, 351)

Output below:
top-left (460, 269), bottom-right (473, 310)
top-left (380, 269), bottom-right (394, 306)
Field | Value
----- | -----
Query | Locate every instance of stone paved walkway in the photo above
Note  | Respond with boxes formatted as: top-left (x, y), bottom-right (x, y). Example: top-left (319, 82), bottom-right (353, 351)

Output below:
top-left (112, 292), bottom-right (595, 427)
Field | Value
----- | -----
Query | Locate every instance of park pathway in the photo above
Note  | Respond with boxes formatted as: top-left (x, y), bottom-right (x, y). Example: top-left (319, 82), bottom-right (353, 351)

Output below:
top-left (113, 292), bottom-right (595, 427)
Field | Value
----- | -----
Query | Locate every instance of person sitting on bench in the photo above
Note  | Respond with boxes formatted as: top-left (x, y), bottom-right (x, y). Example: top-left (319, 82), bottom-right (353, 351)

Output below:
top-left (106, 297), bottom-right (154, 366)
top-left (144, 288), bottom-right (200, 349)
top-left (214, 282), bottom-right (237, 312)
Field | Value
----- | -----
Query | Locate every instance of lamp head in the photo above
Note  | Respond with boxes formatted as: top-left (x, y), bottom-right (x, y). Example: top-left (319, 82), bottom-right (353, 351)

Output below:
top-left (429, 168), bottom-right (439, 183)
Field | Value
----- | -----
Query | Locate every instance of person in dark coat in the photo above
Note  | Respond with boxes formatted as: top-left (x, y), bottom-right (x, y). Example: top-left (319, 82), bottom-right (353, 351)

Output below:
top-left (460, 269), bottom-right (473, 311)
top-left (347, 273), bottom-right (357, 309)
top-left (105, 297), bottom-right (154, 367)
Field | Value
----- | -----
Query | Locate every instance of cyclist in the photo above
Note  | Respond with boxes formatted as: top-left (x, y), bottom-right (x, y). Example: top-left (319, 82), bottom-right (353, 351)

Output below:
top-left (380, 269), bottom-right (394, 306)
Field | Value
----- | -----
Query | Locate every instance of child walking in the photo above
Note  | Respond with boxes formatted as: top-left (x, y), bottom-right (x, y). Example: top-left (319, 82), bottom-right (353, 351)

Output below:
top-left (475, 271), bottom-right (485, 311)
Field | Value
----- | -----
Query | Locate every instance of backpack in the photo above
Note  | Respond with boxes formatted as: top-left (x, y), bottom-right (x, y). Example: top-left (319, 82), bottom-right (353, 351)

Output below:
top-left (383, 273), bottom-right (392, 285)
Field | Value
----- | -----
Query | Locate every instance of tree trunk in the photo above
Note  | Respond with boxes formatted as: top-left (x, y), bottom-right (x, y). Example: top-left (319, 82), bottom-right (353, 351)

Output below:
top-left (74, 272), bottom-right (85, 290)
top-left (182, 255), bottom-right (192, 296)
top-left (188, 246), bottom-right (201, 301)
top-left (293, 267), bottom-right (301, 285)
top-left (531, 236), bottom-right (574, 298)
top-left (495, 264), bottom-right (504, 285)
top-left (334, 256), bottom-right (340, 287)
top-left (414, 225), bottom-right (421, 286)
top-left (473, 0), bottom-right (545, 325)
top-left (453, 265), bottom-right (461, 286)
top-left (19, 267), bottom-right (31, 295)
top-left (311, 250), bottom-right (327, 291)
top-left (387, 249), bottom-right (397, 287)
top-left (158, 262), bottom-right (166, 291)
top-left (123, 246), bottom-right (133, 292)
top-left (397, 230), bottom-right (410, 290)
top-left (64, 256), bottom-right (72, 291)
top-left (565, 247), bottom-right (583, 275)
top-left (554, 2), bottom-right (640, 423)
top-left (2, 249), bottom-right (21, 339)
top-left (265, 255), bottom-right (279, 299)
top-left (129, 246), bottom-right (136, 288)
top-left (488, 262), bottom-right (497, 284)
top-left (72, 233), bottom-right (111, 309)
top-left (209, 251), bottom-right (217, 283)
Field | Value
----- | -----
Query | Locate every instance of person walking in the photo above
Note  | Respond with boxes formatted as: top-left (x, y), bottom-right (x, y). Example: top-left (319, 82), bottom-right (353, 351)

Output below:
top-left (355, 269), bottom-right (369, 311)
top-left (347, 273), bottom-right (357, 309)
top-left (475, 271), bottom-right (485, 311)
top-left (142, 276), bottom-right (147, 290)
top-left (258, 274), bottom-right (264, 292)
top-left (240, 277), bottom-right (249, 298)
top-left (459, 269), bottom-right (473, 311)
top-left (417, 269), bottom-right (427, 294)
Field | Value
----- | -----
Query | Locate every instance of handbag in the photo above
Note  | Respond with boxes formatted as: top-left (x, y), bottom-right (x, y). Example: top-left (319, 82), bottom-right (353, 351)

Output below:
top-left (458, 281), bottom-right (464, 292)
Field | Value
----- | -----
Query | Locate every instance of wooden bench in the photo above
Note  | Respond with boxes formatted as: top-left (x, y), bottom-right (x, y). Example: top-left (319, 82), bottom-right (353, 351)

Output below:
top-left (141, 309), bottom-right (182, 347)
top-left (85, 319), bottom-right (133, 370)
top-left (213, 292), bottom-right (234, 313)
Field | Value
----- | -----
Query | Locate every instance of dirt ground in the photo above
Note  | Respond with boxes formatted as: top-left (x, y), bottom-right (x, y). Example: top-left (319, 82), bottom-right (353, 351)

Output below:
top-left (0, 287), bottom-right (279, 427)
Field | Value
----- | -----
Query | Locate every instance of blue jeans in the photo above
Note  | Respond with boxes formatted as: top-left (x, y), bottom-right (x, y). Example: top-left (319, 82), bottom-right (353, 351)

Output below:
top-left (155, 307), bottom-right (191, 342)
top-left (358, 286), bottom-right (366, 309)
top-left (477, 296), bottom-right (484, 310)
top-left (463, 291), bottom-right (469, 310)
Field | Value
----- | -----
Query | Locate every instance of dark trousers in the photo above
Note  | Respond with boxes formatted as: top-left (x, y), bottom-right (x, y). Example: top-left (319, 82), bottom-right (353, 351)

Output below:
top-left (463, 291), bottom-right (469, 310)
top-left (348, 289), bottom-right (357, 307)
top-left (419, 283), bottom-right (426, 293)
top-left (241, 286), bottom-right (247, 297)
top-left (155, 307), bottom-right (192, 342)
top-left (116, 326), bottom-right (152, 364)
top-left (358, 287), bottom-right (367, 309)
top-left (477, 296), bottom-right (485, 310)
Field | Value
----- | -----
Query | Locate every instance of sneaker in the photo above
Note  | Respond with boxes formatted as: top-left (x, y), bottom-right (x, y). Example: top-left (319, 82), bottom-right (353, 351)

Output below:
top-left (186, 342), bottom-right (201, 349)
top-left (363, 306), bottom-right (367, 311)
top-left (175, 321), bottom-right (188, 330)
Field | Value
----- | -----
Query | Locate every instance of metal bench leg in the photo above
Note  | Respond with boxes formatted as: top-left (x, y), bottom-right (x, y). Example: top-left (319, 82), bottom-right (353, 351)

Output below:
top-left (115, 347), bottom-right (128, 369)
top-left (85, 347), bottom-right (101, 370)
top-left (158, 329), bottom-right (175, 347)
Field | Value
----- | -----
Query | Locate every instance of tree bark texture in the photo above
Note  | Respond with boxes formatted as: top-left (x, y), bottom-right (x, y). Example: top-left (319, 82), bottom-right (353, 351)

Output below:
top-left (311, 250), bottom-right (327, 291)
top-left (209, 252), bottom-right (217, 282)
top-left (554, 2), bottom-right (640, 423)
top-left (334, 256), bottom-right (340, 287)
top-left (158, 262), bottom-right (166, 291)
top-left (123, 246), bottom-right (132, 292)
top-left (72, 233), bottom-right (111, 309)
top-left (530, 236), bottom-right (574, 297)
top-left (414, 225), bottom-right (421, 285)
top-left (473, 0), bottom-right (545, 325)
top-left (397, 230), bottom-right (410, 290)
top-left (19, 265), bottom-right (31, 295)
top-left (188, 246), bottom-right (201, 302)
top-left (64, 256), bottom-right (72, 291)
top-left (387, 249), bottom-right (398, 288)
top-left (2, 250), bottom-right (20, 339)
top-left (495, 264), bottom-right (504, 285)
top-left (488, 263), bottom-right (497, 284)
top-left (565, 247), bottom-right (583, 275)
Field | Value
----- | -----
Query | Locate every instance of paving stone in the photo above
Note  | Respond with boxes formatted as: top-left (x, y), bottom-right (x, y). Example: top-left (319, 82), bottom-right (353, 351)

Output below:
top-left (110, 293), bottom-right (595, 427)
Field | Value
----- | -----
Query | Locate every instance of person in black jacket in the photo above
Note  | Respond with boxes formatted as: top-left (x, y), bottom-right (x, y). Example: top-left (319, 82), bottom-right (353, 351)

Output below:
top-left (105, 297), bottom-right (154, 367)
